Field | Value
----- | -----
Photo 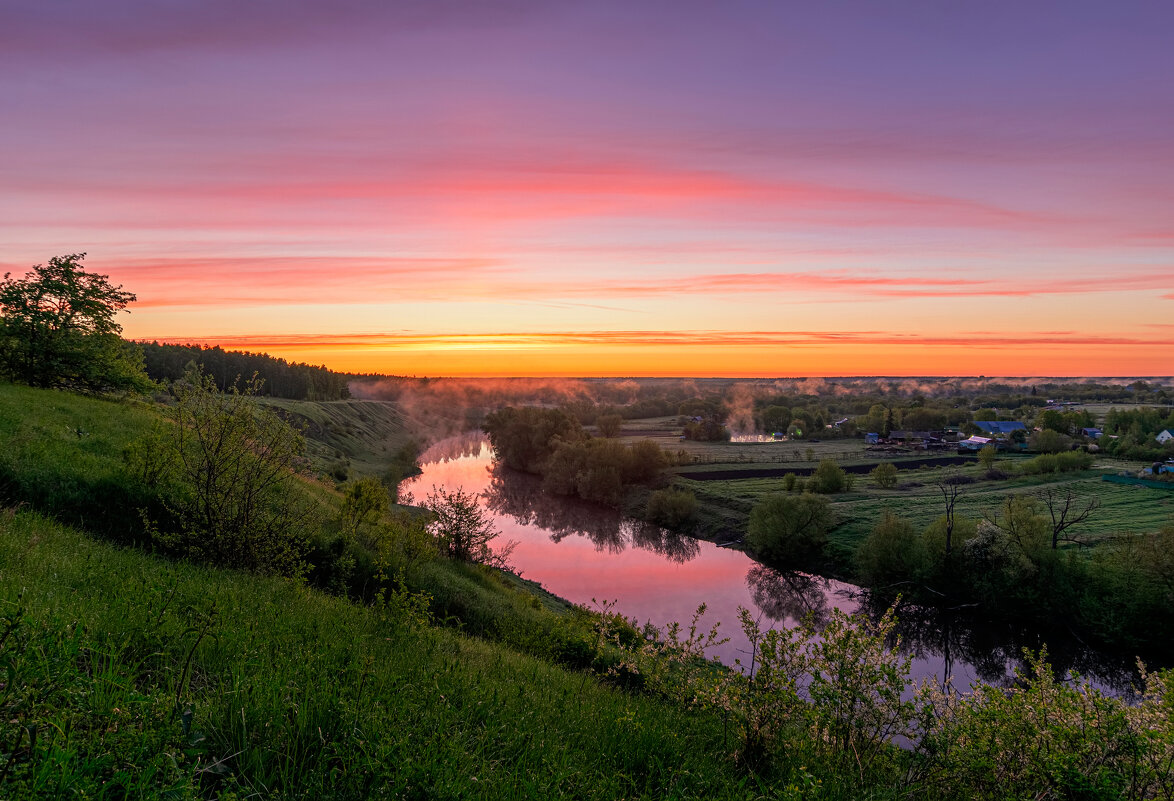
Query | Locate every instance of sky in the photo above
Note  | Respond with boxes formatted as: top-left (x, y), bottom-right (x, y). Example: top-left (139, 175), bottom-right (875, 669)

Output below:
top-left (2, 0), bottom-right (1172, 377)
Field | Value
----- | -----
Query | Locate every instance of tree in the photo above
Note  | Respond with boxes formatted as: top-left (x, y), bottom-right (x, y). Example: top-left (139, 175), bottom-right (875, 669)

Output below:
top-left (746, 493), bottom-right (833, 567)
top-left (856, 511), bottom-right (928, 588)
top-left (978, 445), bottom-right (998, 472)
top-left (870, 462), bottom-right (899, 489)
top-left (134, 367), bottom-right (314, 576)
top-left (0, 253), bottom-right (149, 392)
top-left (1037, 486), bottom-right (1099, 550)
top-left (645, 487), bottom-right (697, 528)
top-left (595, 413), bottom-right (623, 438)
top-left (762, 405), bottom-right (792, 433)
top-left (810, 458), bottom-right (849, 493)
top-left (934, 475), bottom-right (967, 557)
top-left (426, 485), bottom-right (517, 568)
top-left (339, 477), bottom-right (390, 544)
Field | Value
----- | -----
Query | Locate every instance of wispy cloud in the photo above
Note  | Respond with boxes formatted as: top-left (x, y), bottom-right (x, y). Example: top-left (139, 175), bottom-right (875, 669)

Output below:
top-left (142, 329), bottom-right (1174, 351)
top-left (88, 256), bottom-right (1173, 307)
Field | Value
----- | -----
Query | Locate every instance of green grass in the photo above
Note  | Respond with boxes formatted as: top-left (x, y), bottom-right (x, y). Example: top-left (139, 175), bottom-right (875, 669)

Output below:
top-left (260, 397), bottom-right (414, 478)
top-left (678, 456), bottom-right (1173, 560)
top-left (621, 417), bottom-right (871, 466)
top-left (0, 509), bottom-right (798, 799)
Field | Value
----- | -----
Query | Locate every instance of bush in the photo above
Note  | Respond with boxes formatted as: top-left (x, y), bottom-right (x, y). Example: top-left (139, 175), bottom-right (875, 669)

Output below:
top-left (645, 487), bottom-right (698, 529)
top-left (595, 413), bottom-right (623, 438)
top-left (1028, 429), bottom-right (1073, 454)
top-left (746, 493), bottom-right (833, 567)
top-left (131, 368), bottom-right (315, 576)
top-left (810, 458), bottom-right (850, 493)
top-left (855, 512), bottom-right (928, 588)
top-left (1019, 450), bottom-right (1093, 475)
top-left (869, 462), bottom-right (898, 489)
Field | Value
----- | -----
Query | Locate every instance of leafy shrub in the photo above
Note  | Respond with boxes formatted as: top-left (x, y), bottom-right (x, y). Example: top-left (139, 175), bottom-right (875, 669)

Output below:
top-left (869, 462), bottom-right (898, 488)
top-left (645, 487), bottom-right (698, 528)
top-left (595, 413), bottom-right (623, 437)
top-left (130, 368), bottom-right (315, 576)
top-left (746, 493), bottom-right (833, 567)
top-left (855, 512), bottom-right (928, 589)
top-left (810, 458), bottom-right (851, 493)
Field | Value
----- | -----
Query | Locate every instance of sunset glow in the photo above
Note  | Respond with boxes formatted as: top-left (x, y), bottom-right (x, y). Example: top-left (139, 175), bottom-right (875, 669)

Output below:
top-left (3, 2), bottom-right (1172, 376)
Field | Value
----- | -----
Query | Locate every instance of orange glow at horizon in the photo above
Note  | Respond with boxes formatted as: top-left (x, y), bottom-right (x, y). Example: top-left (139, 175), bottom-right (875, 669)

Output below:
top-left (138, 332), bottom-right (1174, 378)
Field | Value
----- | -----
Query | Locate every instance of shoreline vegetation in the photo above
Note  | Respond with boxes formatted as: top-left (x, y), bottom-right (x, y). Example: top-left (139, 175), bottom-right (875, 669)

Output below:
top-left (0, 262), bottom-right (1172, 796)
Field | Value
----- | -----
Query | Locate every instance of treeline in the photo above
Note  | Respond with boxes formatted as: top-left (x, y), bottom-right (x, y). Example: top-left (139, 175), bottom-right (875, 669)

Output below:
top-left (482, 406), bottom-right (671, 507)
top-left (1102, 406), bottom-right (1174, 461)
top-left (141, 341), bottom-right (350, 400)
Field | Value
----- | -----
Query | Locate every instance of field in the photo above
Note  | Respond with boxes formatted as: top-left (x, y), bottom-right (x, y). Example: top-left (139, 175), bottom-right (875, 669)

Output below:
top-left (614, 416), bottom-right (1174, 561)
top-left (674, 452), bottom-right (1172, 558)
top-left (620, 416), bottom-right (874, 465)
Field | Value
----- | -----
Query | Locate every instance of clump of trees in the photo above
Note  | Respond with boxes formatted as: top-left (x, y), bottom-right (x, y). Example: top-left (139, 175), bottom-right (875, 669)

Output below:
top-left (682, 416), bottom-right (731, 442)
top-left (483, 406), bottom-right (584, 472)
top-left (851, 484), bottom-right (1174, 654)
top-left (1018, 450), bottom-right (1094, 475)
top-left (542, 438), bottom-right (666, 506)
top-left (0, 253), bottom-right (150, 393)
top-left (484, 405), bottom-right (670, 508)
top-left (746, 493), bottom-right (833, 568)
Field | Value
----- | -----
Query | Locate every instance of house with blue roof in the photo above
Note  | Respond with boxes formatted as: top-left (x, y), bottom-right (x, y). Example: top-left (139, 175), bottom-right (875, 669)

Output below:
top-left (973, 421), bottom-right (1028, 436)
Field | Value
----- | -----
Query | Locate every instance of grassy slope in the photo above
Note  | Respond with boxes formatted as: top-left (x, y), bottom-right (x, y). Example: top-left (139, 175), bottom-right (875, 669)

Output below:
top-left (260, 397), bottom-right (415, 477)
top-left (0, 510), bottom-right (784, 800)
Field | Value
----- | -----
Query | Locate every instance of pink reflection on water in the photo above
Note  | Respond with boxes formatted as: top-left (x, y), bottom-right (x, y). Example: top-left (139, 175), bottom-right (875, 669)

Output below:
top-left (409, 438), bottom-right (854, 668)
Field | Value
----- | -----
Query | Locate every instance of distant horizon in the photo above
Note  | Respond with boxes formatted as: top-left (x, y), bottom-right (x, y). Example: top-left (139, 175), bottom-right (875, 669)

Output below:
top-left (5, 2), bottom-right (1172, 376)
top-left (140, 340), bottom-right (1174, 384)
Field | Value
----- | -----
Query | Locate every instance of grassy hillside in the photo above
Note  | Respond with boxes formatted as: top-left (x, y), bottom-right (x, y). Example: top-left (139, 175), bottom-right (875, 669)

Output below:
top-left (0, 510), bottom-right (778, 799)
top-left (260, 397), bottom-right (416, 479)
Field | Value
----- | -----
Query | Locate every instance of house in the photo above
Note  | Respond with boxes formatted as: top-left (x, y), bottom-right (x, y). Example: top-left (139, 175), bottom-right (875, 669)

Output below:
top-left (889, 430), bottom-right (936, 449)
top-left (1080, 427), bottom-right (1103, 439)
top-left (1158, 429), bottom-right (1174, 445)
top-left (864, 432), bottom-right (879, 445)
top-left (958, 435), bottom-right (994, 451)
top-left (973, 421), bottom-right (1028, 436)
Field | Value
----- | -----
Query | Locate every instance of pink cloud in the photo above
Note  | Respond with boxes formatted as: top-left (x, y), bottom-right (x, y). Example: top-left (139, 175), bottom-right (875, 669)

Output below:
top-left (36, 255), bottom-right (1167, 308)
top-left (140, 329), bottom-right (1174, 351)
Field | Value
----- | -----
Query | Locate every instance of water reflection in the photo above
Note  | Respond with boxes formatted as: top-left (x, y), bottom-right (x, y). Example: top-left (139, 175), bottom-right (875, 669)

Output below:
top-left (483, 462), bottom-right (700, 562)
top-left (746, 566), bottom-right (833, 628)
top-left (417, 431), bottom-right (490, 464)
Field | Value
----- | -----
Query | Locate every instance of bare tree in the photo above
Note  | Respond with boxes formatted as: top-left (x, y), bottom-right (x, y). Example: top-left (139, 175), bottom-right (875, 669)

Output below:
top-left (935, 475), bottom-right (966, 556)
top-left (1037, 486), bottom-right (1100, 550)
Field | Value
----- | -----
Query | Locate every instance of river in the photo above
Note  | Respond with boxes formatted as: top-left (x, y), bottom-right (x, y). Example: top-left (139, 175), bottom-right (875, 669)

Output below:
top-left (406, 433), bottom-right (1141, 693)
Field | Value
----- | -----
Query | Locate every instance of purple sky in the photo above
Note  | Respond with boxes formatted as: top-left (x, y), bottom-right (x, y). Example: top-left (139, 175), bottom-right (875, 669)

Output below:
top-left (2, 0), bottom-right (1171, 375)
